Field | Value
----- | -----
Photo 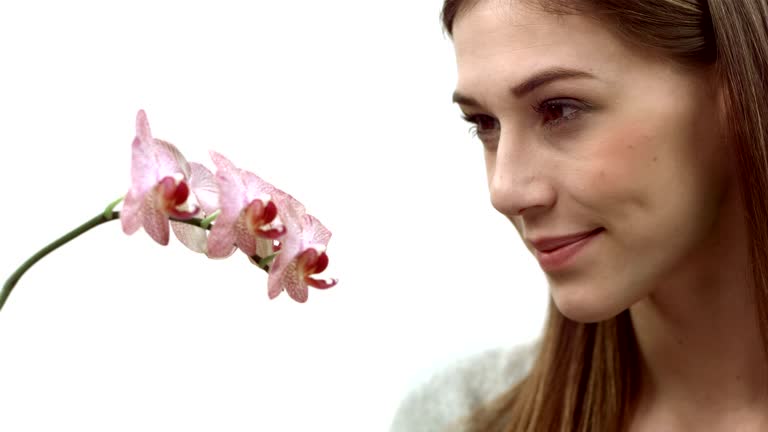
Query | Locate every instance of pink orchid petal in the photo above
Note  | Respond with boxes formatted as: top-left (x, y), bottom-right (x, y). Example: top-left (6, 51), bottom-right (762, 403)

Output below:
top-left (305, 276), bottom-right (337, 290)
top-left (153, 139), bottom-right (190, 179)
top-left (130, 135), bottom-right (158, 196)
top-left (296, 247), bottom-right (319, 269)
top-left (268, 284), bottom-right (282, 300)
top-left (267, 257), bottom-right (289, 298)
top-left (262, 200), bottom-right (278, 224)
top-left (268, 261), bottom-right (308, 303)
top-left (269, 219), bottom-right (303, 274)
top-left (283, 263), bottom-right (309, 303)
top-left (131, 111), bottom-right (165, 193)
top-left (136, 110), bottom-right (152, 145)
top-left (167, 206), bottom-right (199, 220)
top-left (210, 151), bottom-right (249, 220)
top-left (245, 199), bottom-right (266, 228)
top-left (142, 193), bottom-right (171, 245)
top-left (308, 251), bottom-right (329, 274)
top-left (209, 150), bottom-right (238, 173)
top-left (267, 245), bottom-right (299, 299)
top-left (272, 195), bottom-right (306, 257)
top-left (120, 189), bottom-right (143, 235)
top-left (242, 170), bottom-right (276, 202)
top-left (269, 239), bottom-right (299, 277)
top-left (272, 189), bottom-right (307, 226)
top-left (170, 179), bottom-right (190, 206)
top-left (207, 218), bottom-right (238, 258)
top-left (188, 162), bottom-right (219, 215)
top-left (234, 216), bottom-right (258, 256)
top-left (158, 176), bottom-right (179, 202)
top-left (305, 214), bottom-right (332, 246)
top-left (258, 226), bottom-right (286, 239)
top-left (171, 220), bottom-right (208, 253)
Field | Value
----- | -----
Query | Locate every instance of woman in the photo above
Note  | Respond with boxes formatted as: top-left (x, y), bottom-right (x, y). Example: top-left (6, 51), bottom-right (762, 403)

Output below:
top-left (391, 0), bottom-right (768, 431)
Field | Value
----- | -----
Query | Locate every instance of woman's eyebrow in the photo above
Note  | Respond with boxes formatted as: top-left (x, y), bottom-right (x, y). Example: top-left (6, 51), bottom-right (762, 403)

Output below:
top-left (452, 67), bottom-right (597, 106)
top-left (512, 67), bottom-right (596, 97)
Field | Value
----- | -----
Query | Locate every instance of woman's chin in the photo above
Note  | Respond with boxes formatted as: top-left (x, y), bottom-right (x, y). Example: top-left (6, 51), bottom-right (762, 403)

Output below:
top-left (550, 283), bottom-right (634, 324)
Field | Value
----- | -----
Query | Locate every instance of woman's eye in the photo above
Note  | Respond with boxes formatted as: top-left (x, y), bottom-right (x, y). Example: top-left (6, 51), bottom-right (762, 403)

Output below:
top-left (533, 99), bottom-right (584, 128)
top-left (461, 113), bottom-right (499, 138)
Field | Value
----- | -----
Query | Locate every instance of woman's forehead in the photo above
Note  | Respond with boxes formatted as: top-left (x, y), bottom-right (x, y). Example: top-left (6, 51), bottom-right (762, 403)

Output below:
top-left (451, 2), bottom-right (627, 96)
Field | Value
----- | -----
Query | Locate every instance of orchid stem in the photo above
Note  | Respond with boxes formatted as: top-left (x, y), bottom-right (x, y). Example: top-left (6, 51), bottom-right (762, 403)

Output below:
top-left (1, 210), bottom-right (265, 313)
top-left (0, 212), bottom-right (118, 312)
top-left (200, 210), bottom-right (220, 230)
top-left (103, 197), bottom-right (124, 220)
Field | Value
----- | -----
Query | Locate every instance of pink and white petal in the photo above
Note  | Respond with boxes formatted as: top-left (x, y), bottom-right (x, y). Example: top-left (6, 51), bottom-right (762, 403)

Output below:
top-left (120, 189), bottom-right (144, 235)
top-left (304, 214), bottom-right (332, 246)
top-left (207, 220), bottom-right (239, 258)
top-left (281, 263), bottom-right (309, 303)
top-left (272, 189), bottom-right (306, 225)
top-left (210, 152), bottom-right (248, 219)
top-left (242, 170), bottom-right (276, 201)
top-left (215, 171), bottom-right (248, 220)
top-left (154, 139), bottom-right (189, 179)
top-left (135, 110), bottom-right (153, 147)
top-left (233, 217), bottom-right (258, 256)
top-left (188, 162), bottom-right (219, 215)
top-left (142, 193), bottom-right (171, 245)
top-left (171, 220), bottom-right (208, 253)
top-left (271, 230), bottom-right (301, 271)
top-left (266, 247), bottom-right (304, 300)
top-left (209, 151), bottom-right (243, 188)
top-left (305, 276), bottom-right (338, 289)
top-left (267, 281), bottom-right (283, 300)
top-left (267, 261), bottom-right (291, 300)
top-left (272, 202), bottom-right (305, 256)
top-left (267, 248), bottom-right (287, 276)
top-left (130, 135), bottom-right (159, 194)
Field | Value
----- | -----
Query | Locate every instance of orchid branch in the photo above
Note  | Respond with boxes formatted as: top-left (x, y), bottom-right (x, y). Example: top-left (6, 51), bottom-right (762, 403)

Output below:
top-left (2, 110), bottom-right (337, 312)
top-left (0, 209), bottom-right (268, 313)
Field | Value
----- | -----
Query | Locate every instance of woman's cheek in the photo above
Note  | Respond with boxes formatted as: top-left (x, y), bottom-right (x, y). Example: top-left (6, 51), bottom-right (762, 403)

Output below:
top-left (578, 126), bottom-right (662, 201)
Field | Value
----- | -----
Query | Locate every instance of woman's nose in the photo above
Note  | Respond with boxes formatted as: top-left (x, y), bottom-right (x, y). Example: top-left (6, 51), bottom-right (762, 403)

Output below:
top-left (487, 135), bottom-right (556, 217)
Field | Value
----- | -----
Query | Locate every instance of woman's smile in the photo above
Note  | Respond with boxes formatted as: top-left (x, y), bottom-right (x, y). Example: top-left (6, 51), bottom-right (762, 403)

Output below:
top-left (530, 227), bottom-right (604, 272)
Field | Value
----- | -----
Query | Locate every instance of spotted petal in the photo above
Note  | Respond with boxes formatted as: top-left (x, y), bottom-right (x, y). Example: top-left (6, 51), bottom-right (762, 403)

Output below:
top-left (142, 190), bottom-right (171, 245)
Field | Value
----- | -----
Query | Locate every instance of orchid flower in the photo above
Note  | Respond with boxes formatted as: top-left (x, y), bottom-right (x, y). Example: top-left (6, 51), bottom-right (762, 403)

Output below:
top-left (120, 110), bottom-right (217, 252)
top-left (267, 191), bottom-right (337, 303)
top-left (170, 161), bottom-right (220, 253)
top-left (120, 110), bottom-right (218, 253)
top-left (120, 110), bottom-right (211, 246)
top-left (206, 151), bottom-right (285, 260)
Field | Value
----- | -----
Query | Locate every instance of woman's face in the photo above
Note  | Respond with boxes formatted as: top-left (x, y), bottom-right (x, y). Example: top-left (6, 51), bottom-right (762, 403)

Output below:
top-left (452, 1), bottom-right (733, 322)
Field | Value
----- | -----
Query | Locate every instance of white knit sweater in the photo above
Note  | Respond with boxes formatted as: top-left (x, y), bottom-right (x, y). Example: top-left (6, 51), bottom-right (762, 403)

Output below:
top-left (389, 342), bottom-right (538, 432)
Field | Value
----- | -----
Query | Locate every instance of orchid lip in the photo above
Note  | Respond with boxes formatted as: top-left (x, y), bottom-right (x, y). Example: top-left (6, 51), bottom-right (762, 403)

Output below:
top-left (528, 228), bottom-right (604, 252)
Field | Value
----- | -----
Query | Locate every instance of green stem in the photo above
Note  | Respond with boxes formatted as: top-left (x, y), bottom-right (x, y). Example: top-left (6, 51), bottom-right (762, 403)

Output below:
top-left (200, 209), bottom-right (220, 230)
top-left (1, 210), bottom-right (266, 313)
top-left (103, 197), bottom-right (124, 220)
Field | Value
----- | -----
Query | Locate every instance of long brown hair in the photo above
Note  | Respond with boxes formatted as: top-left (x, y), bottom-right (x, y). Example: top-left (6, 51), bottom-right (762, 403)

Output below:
top-left (441, 1), bottom-right (768, 431)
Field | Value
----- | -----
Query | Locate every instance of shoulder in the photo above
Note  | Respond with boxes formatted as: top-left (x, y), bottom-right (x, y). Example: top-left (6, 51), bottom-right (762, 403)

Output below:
top-left (389, 341), bottom-right (538, 432)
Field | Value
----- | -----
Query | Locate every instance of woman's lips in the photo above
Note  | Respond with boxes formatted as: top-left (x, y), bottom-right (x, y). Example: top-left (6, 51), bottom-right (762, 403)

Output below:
top-left (531, 228), bottom-right (604, 272)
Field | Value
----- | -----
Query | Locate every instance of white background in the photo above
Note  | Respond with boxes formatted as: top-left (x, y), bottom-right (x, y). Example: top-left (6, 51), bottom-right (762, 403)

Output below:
top-left (0, 1), bottom-right (548, 430)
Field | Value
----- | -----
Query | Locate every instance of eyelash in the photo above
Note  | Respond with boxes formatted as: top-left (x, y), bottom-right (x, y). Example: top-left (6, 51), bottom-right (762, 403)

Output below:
top-left (461, 98), bottom-right (586, 138)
